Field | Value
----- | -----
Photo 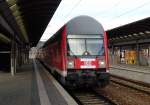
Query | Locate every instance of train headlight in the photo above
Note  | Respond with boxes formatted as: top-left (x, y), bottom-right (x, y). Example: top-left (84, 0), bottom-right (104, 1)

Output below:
top-left (99, 61), bottom-right (105, 68)
top-left (67, 61), bottom-right (74, 68)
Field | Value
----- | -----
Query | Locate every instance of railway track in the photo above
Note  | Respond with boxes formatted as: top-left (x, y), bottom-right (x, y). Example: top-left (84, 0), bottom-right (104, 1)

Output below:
top-left (69, 88), bottom-right (116, 105)
top-left (93, 75), bottom-right (150, 105)
top-left (42, 61), bottom-right (150, 105)
top-left (110, 75), bottom-right (150, 95)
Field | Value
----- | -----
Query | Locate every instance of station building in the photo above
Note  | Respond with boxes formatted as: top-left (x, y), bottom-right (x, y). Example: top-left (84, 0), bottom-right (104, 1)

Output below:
top-left (107, 17), bottom-right (150, 67)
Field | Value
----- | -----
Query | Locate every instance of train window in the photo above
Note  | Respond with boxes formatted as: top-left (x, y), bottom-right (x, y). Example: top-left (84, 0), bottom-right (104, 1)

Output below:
top-left (67, 34), bottom-right (103, 38)
top-left (67, 35), bottom-right (104, 56)
top-left (86, 39), bottom-right (104, 55)
top-left (67, 39), bottom-right (86, 56)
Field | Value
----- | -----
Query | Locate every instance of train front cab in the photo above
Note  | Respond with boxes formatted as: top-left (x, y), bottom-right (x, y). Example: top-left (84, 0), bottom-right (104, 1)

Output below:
top-left (65, 34), bottom-right (109, 87)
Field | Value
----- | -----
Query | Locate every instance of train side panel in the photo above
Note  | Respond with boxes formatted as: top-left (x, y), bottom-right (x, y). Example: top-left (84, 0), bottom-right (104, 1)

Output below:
top-left (104, 32), bottom-right (109, 72)
top-left (61, 26), bottom-right (67, 76)
top-left (43, 27), bottom-right (67, 77)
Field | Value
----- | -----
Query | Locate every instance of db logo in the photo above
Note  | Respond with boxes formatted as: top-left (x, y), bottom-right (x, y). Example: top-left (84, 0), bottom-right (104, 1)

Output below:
top-left (84, 61), bottom-right (91, 65)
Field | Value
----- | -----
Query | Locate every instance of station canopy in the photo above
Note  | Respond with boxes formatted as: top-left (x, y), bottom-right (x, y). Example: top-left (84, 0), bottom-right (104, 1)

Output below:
top-left (107, 17), bottom-right (150, 44)
top-left (0, 0), bottom-right (61, 47)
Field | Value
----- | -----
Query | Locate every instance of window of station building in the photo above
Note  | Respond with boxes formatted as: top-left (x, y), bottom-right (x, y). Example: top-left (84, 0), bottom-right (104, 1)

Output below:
top-left (141, 49), bottom-right (148, 56)
top-left (123, 46), bottom-right (137, 65)
top-left (140, 44), bottom-right (149, 57)
top-left (113, 47), bottom-right (121, 64)
top-left (120, 49), bottom-right (125, 64)
top-left (139, 44), bottom-right (149, 66)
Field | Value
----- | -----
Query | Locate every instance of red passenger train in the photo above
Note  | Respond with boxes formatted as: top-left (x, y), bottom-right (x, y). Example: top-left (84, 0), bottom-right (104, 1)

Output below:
top-left (41, 16), bottom-right (109, 87)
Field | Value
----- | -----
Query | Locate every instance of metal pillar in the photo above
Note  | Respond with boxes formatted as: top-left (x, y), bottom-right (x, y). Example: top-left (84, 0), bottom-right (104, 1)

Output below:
top-left (27, 45), bottom-right (30, 64)
top-left (25, 46), bottom-right (28, 64)
top-left (112, 44), bottom-right (114, 64)
top-left (148, 45), bottom-right (150, 67)
top-left (18, 46), bottom-right (22, 67)
top-left (119, 46), bottom-right (121, 64)
top-left (22, 51), bottom-right (25, 64)
top-left (22, 47), bottom-right (28, 64)
top-left (20, 45), bottom-right (25, 65)
top-left (24, 45), bottom-right (30, 64)
top-left (11, 36), bottom-right (16, 76)
top-left (136, 41), bottom-right (140, 65)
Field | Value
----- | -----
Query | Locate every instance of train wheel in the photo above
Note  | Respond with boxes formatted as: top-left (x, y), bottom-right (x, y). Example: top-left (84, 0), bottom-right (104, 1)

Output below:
top-left (97, 80), bottom-right (109, 88)
top-left (101, 80), bottom-right (109, 88)
top-left (60, 77), bottom-right (66, 85)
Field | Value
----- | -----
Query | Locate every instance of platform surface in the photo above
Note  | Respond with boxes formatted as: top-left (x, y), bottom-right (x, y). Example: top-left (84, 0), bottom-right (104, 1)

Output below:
top-left (0, 64), bottom-right (39, 105)
top-left (110, 64), bottom-right (150, 84)
top-left (0, 60), bottom-right (77, 105)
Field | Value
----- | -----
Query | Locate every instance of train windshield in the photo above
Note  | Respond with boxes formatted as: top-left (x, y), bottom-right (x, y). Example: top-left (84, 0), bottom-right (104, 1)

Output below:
top-left (67, 35), bottom-right (104, 56)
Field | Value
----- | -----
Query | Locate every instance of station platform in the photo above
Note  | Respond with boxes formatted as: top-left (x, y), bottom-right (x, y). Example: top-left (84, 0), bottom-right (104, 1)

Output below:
top-left (110, 64), bottom-right (150, 84)
top-left (0, 60), bottom-right (77, 105)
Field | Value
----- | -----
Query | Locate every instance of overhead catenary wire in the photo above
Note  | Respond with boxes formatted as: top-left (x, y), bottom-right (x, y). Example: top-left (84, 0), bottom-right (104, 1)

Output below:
top-left (63, 0), bottom-right (82, 22)
top-left (63, 0), bottom-right (121, 21)
top-left (49, 0), bottom-right (82, 39)
top-left (50, 0), bottom-right (83, 38)
top-left (110, 1), bottom-right (150, 21)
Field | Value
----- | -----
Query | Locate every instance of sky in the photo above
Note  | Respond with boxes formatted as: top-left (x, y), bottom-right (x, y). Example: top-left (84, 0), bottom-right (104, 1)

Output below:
top-left (39, 0), bottom-right (150, 42)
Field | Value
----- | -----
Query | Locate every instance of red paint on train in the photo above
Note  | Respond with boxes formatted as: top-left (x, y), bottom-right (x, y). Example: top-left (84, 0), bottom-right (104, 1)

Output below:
top-left (41, 16), bottom-right (109, 87)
